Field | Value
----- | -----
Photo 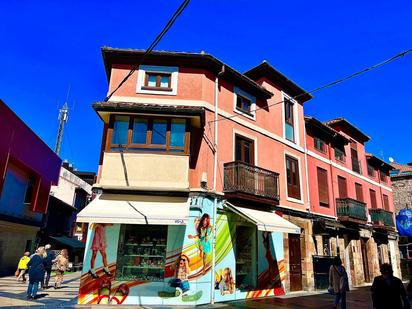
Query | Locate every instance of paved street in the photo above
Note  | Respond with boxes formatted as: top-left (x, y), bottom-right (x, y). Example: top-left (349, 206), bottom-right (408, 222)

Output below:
top-left (0, 271), bottom-right (375, 308)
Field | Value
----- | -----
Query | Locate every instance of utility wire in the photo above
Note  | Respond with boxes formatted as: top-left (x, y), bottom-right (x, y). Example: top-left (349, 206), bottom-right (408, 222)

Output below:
top-left (105, 0), bottom-right (191, 101)
top-left (209, 48), bottom-right (412, 124)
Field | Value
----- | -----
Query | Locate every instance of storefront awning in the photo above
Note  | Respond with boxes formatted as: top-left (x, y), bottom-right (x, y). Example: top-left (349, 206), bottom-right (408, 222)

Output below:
top-left (50, 236), bottom-right (85, 249)
top-left (225, 202), bottom-right (301, 234)
top-left (76, 194), bottom-right (189, 225)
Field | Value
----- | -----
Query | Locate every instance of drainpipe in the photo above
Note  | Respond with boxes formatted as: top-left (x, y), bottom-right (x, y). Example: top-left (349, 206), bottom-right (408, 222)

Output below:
top-left (210, 66), bottom-right (224, 304)
top-left (303, 121), bottom-right (311, 212)
top-left (329, 135), bottom-right (339, 257)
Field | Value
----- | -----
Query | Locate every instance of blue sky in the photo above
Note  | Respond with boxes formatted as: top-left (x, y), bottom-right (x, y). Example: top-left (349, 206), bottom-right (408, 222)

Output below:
top-left (1, 0), bottom-right (411, 172)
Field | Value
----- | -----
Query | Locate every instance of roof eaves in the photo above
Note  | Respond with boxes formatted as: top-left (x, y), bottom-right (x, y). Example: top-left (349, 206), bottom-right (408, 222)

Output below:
top-left (325, 117), bottom-right (371, 142)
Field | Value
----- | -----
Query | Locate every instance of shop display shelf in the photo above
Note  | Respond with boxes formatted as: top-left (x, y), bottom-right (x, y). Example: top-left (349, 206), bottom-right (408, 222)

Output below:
top-left (124, 254), bottom-right (165, 258)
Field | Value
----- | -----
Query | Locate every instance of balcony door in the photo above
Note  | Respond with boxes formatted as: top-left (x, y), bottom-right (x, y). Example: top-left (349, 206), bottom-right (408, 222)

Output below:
top-left (235, 135), bottom-right (254, 165)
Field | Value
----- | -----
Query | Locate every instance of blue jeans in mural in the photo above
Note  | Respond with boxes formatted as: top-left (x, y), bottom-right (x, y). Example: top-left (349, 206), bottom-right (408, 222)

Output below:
top-left (170, 279), bottom-right (190, 293)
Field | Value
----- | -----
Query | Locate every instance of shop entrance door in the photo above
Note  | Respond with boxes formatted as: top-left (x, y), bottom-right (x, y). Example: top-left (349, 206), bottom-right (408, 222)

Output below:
top-left (361, 239), bottom-right (370, 282)
top-left (289, 234), bottom-right (302, 291)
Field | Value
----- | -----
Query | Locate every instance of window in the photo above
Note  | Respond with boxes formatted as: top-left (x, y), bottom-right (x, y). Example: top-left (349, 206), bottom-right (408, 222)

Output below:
top-left (24, 177), bottom-right (35, 205)
top-left (284, 98), bottom-right (295, 142)
top-left (137, 65), bottom-right (178, 95)
top-left (317, 167), bottom-right (329, 207)
top-left (116, 225), bottom-right (167, 281)
top-left (383, 194), bottom-right (390, 211)
top-left (350, 141), bottom-right (361, 174)
top-left (234, 87), bottom-right (256, 119)
top-left (314, 137), bottom-right (327, 153)
top-left (337, 176), bottom-right (347, 198)
top-left (355, 183), bottom-right (363, 202)
top-left (109, 115), bottom-right (189, 154)
top-left (286, 155), bottom-right (301, 200)
top-left (236, 94), bottom-right (253, 115)
top-left (334, 148), bottom-right (345, 163)
top-left (367, 163), bottom-right (376, 178)
top-left (143, 72), bottom-right (172, 91)
top-left (235, 135), bottom-right (255, 164)
top-left (380, 171), bottom-right (388, 183)
top-left (369, 189), bottom-right (377, 209)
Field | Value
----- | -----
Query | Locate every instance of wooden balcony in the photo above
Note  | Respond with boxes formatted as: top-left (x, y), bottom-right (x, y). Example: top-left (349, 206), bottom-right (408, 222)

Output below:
top-left (369, 208), bottom-right (395, 230)
top-left (223, 161), bottom-right (279, 205)
top-left (336, 198), bottom-right (367, 224)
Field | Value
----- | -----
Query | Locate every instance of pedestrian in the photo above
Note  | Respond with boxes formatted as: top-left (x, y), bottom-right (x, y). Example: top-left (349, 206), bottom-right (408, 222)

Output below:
top-left (371, 263), bottom-right (408, 309)
top-left (42, 244), bottom-right (55, 289)
top-left (54, 249), bottom-right (69, 289)
top-left (16, 252), bottom-right (30, 282)
top-left (328, 256), bottom-right (349, 309)
top-left (26, 246), bottom-right (47, 300)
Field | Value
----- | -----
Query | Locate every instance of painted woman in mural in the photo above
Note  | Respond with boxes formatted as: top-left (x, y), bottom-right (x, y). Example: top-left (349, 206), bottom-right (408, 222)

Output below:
top-left (261, 231), bottom-right (281, 288)
top-left (218, 267), bottom-right (235, 295)
top-left (188, 213), bottom-right (212, 274)
top-left (88, 223), bottom-right (113, 278)
top-left (170, 254), bottom-right (191, 295)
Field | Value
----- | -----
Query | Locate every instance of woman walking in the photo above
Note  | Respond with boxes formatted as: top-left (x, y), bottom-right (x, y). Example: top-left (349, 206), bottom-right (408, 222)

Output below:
top-left (328, 256), bottom-right (349, 309)
top-left (54, 249), bottom-right (69, 289)
top-left (16, 252), bottom-right (30, 282)
top-left (27, 247), bottom-right (47, 300)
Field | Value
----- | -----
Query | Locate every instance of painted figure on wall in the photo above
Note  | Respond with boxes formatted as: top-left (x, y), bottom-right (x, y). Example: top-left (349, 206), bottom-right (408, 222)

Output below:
top-left (170, 254), bottom-right (191, 296)
top-left (89, 223), bottom-right (113, 278)
top-left (188, 213), bottom-right (212, 274)
top-left (260, 232), bottom-right (282, 289)
top-left (217, 267), bottom-right (235, 295)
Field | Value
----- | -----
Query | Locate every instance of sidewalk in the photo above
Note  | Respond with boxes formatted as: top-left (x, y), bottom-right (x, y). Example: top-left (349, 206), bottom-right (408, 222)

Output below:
top-left (0, 271), bottom-right (374, 308)
top-left (0, 272), bottom-right (80, 308)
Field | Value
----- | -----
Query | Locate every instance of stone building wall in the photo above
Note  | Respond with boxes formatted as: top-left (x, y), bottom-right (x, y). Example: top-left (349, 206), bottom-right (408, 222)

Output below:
top-left (392, 176), bottom-right (412, 214)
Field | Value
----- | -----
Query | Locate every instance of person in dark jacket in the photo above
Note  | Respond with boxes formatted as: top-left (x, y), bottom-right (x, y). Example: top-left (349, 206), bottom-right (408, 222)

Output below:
top-left (27, 247), bottom-right (47, 300)
top-left (371, 263), bottom-right (408, 309)
top-left (42, 244), bottom-right (55, 288)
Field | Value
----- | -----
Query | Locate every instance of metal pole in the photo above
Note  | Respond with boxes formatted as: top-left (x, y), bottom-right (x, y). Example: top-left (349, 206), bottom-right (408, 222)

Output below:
top-left (55, 102), bottom-right (69, 155)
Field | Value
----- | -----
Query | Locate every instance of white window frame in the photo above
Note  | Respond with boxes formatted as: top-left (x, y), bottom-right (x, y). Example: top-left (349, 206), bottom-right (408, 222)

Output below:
top-left (282, 92), bottom-right (300, 145)
top-left (233, 87), bottom-right (256, 120)
top-left (284, 151), bottom-right (304, 204)
top-left (136, 65), bottom-right (178, 96)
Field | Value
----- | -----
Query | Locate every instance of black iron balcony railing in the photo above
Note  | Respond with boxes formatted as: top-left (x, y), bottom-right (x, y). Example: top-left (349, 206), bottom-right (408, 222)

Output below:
top-left (336, 198), bottom-right (367, 222)
top-left (369, 208), bottom-right (394, 228)
top-left (352, 158), bottom-right (362, 174)
top-left (223, 161), bottom-right (280, 200)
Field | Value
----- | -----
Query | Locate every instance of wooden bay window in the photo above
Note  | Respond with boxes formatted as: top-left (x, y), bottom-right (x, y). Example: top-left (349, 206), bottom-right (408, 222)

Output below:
top-left (107, 115), bottom-right (190, 154)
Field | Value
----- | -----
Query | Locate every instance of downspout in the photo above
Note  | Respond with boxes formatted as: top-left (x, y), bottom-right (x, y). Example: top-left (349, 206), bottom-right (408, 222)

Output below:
top-left (211, 65), bottom-right (224, 304)
top-left (303, 120), bottom-right (311, 213)
top-left (330, 135), bottom-right (340, 258)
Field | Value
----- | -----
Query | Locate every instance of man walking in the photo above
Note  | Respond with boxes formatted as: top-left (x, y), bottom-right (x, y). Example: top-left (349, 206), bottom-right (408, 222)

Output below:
top-left (371, 263), bottom-right (408, 309)
top-left (43, 244), bottom-right (55, 289)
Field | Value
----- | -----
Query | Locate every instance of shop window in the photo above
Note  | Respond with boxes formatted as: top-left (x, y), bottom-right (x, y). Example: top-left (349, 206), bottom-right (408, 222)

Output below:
top-left (337, 176), bottom-right (347, 198)
top-left (286, 155), bottom-right (301, 200)
top-left (314, 137), bottom-right (327, 154)
top-left (235, 135), bottom-right (255, 165)
top-left (355, 183), bottom-right (363, 202)
top-left (116, 225), bottom-right (167, 281)
top-left (369, 189), bottom-right (377, 209)
top-left (235, 225), bottom-right (256, 290)
top-left (109, 115), bottom-right (189, 154)
top-left (317, 167), bottom-right (329, 207)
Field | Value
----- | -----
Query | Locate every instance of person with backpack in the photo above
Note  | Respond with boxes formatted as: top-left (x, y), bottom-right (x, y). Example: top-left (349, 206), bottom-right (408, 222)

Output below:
top-left (42, 244), bottom-right (55, 289)
top-left (371, 263), bottom-right (408, 309)
top-left (328, 256), bottom-right (349, 309)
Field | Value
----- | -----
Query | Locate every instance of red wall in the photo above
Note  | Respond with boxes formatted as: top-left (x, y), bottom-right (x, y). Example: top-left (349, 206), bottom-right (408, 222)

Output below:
top-left (0, 100), bottom-right (61, 213)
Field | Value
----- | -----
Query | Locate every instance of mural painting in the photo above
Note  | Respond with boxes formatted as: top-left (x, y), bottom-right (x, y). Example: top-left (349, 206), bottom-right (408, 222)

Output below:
top-left (77, 196), bottom-right (286, 305)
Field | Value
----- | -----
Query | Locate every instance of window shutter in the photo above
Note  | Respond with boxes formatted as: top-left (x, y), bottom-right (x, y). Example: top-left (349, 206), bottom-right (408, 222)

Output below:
top-left (286, 156), bottom-right (301, 200)
top-left (355, 183), bottom-right (363, 202)
top-left (317, 168), bottom-right (329, 206)
top-left (383, 195), bottom-right (390, 211)
top-left (370, 189), bottom-right (377, 209)
top-left (338, 176), bottom-right (347, 198)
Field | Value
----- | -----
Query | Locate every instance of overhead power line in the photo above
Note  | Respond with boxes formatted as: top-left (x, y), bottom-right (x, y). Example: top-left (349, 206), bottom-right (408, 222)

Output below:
top-left (105, 0), bottom-right (191, 101)
top-left (209, 47), bottom-right (412, 124)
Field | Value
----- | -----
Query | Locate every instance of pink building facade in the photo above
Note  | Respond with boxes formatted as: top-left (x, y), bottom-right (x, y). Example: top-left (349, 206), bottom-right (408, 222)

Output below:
top-left (76, 48), bottom-right (399, 305)
top-left (305, 116), bottom-right (399, 286)
top-left (0, 99), bottom-right (61, 275)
